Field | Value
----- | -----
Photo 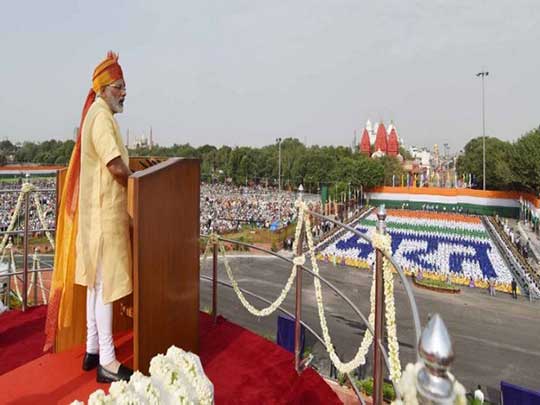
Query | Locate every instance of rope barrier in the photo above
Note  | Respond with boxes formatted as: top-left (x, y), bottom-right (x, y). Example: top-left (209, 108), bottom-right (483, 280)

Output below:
top-left (202, 199), bottom-right (402, 378)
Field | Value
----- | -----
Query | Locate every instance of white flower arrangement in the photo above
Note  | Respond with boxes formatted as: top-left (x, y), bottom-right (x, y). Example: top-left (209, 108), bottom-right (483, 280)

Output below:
top-left (72, 346), bottom-right (213, 405)
top-left (391, 362), bottom-right (466, 405)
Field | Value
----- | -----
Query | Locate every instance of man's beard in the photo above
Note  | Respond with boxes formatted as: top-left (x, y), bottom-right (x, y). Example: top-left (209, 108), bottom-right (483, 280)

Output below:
top-left (103, 93), bottom-right (124, 114)
top-left (109, 97), bottom-right (124, 114)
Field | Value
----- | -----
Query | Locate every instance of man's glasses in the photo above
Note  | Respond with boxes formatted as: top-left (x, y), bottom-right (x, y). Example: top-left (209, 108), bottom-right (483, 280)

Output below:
top-left (108, 84), bottom-right (126, 91)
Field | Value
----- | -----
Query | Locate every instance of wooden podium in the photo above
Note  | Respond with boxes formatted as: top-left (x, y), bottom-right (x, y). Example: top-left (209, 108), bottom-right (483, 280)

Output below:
top-left (123, 157), bottom-right (200, 372)
top-left (55, 157), bottom-right (200, 374)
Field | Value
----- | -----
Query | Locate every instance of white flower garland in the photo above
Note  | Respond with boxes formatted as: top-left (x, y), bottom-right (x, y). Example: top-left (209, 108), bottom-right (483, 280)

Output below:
top-left (301, 202), bottom-right (401, 379)
top-left (372, 232), bottom-right (402, 382)
top-left (0, 182), bottom-right (55, 261)
top-left (391, 362), bottom-right (466, 405)
top-left (0, 189), bottom-right (26, 260)
top-left (200, 201), bottom-right (401, 380)
top-left (32, 192), bottom-right (55, 249)
top-left (302, 205), bottom-right (375, 374)
top-left (73, 346), bottom-right (213, 405)
top-left (202, 212), bottom-right (305, 318)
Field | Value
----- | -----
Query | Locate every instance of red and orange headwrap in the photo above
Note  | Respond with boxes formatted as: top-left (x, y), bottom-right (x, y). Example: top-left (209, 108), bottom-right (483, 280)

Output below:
top-left (92, 51), bottom-right (124, 93)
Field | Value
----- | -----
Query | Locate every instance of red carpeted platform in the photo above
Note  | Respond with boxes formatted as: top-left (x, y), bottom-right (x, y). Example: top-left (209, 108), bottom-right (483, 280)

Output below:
top-left (0, 307), bottom-right (341, 404)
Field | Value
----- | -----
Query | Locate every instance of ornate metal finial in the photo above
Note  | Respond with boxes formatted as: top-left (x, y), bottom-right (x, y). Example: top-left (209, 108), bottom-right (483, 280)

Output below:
top-left (376, 205), bottom-right (386, 234)
top-left (416, 314), bottom-right (455, 403)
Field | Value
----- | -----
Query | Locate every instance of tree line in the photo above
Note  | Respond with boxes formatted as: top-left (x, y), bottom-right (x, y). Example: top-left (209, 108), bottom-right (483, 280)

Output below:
top-left (3, 124), bottom-right (540, 195)
top-left (456, 126), bottom-right (540, 194)
top-left (0, 138), bottom-right (407, 197)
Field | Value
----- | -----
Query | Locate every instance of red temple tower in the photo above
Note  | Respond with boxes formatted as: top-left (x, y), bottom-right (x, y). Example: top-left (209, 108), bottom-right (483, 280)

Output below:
top-left (387, 127), bottom-right (399, 156)
top-left (359, 128), bottom-right (371, 156)
top-left (374, 122), bottom-right (388, 154)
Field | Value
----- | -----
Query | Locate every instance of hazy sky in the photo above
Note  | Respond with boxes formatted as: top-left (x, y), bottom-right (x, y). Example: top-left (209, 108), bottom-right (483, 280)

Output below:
top-left (1, 1), bottom-right (539, 152)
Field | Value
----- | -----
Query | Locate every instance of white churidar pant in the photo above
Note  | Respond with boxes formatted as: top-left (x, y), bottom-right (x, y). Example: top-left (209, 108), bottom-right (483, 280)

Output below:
top-left (86, 258), bottom-right (116, 366)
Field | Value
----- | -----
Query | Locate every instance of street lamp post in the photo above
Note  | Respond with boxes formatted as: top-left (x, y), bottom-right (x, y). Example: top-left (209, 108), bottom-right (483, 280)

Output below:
top-left (476, 70), bottom-right (489, 190)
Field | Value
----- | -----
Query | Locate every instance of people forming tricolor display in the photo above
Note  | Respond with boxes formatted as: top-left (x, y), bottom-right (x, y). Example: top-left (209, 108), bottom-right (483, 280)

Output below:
top-left (45, 52), bottom-right (133, 383)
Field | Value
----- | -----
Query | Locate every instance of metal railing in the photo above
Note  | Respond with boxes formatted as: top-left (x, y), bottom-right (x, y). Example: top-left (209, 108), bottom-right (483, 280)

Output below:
top-left (201, 202), bottom-right (459, 404)
top-left (0, 187), bottom-right (56, 311)
top-left (483, 216), bottom-right (540, 300)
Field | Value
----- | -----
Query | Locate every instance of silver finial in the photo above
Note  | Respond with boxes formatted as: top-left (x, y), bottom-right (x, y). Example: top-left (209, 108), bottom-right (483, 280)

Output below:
top-left (377, 204), bottom-right (386, 219)
top-left (376, 204), bottom-right (386, 234)
top-left (298, 184), bottom-right (304, 201)
top-left (416, 314), bottom-right (455, 403)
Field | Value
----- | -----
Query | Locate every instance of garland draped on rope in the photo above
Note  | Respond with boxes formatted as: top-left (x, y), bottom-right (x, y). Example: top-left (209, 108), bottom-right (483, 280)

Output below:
top-left (0, 182), bottom-right (55, 261)
top-left (201, 211), bottom-right (304, 317)
top-left (201, 199), bottom-right (402, 380)
top-left (0, 183), bottom-right (54, 305)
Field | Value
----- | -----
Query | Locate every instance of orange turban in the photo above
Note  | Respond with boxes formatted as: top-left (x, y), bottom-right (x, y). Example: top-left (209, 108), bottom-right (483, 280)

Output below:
top-left (92, 51), bottom-right (124, 93)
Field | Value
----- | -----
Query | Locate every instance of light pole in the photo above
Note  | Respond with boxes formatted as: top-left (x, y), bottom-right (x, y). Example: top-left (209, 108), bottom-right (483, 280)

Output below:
top-left (476, 70), bottom-right (489, 190)
top-left (276, 138), bottom-right (283, 192)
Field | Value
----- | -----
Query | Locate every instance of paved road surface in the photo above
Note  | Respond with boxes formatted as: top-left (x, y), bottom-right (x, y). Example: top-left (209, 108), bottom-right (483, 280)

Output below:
top-left (201, 255), bottom-right (540, 403)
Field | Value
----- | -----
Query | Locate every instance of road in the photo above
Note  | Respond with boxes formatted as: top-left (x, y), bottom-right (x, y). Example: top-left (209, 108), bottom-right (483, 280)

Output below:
top-left (201, 255), bottom-right (540, 403)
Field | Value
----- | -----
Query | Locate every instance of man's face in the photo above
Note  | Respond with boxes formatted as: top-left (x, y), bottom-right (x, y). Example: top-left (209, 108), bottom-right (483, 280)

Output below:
top-left (101, 79), bottom-right (126, 114)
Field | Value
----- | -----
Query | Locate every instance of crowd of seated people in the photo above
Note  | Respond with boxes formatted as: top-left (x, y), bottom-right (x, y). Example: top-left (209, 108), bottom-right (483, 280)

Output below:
top-left (200, 183), bottom-right (321, 235)
top-left (319, 210), bottom-right (514, 287)
top-left (0, 178), bottom-right (56, 235)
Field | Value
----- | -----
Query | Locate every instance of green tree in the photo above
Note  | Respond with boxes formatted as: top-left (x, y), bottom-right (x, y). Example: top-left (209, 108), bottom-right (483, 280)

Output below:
top-left (456, 137), bottom-right (514, 190)
top-left (510, 128), bottom-right (540, 194)
top-left (378, 156), bottom-right (405, 186)
top-left (399, 146), bottom-right (413, 160)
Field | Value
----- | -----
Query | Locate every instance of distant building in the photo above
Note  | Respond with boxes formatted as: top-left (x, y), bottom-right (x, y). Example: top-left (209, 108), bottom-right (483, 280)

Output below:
top-left (359, 120), bottom-right (401, 158)
top-left (131, 128), bottom-right (155, 150)
top-left (409, 146), bottom-right (432, 168)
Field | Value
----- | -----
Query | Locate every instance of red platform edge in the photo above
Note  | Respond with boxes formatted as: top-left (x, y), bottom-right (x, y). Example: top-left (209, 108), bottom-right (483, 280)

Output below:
top-left (0, 306), bottom-right (342, 404)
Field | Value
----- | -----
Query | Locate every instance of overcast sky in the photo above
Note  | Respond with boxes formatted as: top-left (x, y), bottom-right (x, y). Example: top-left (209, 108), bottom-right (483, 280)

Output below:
top-left (1, 1), bottom-right (538, 152)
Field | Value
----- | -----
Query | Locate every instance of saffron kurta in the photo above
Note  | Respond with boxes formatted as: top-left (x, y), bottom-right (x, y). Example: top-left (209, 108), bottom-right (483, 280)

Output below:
top-left (75, 96), bottom-right (132, 304)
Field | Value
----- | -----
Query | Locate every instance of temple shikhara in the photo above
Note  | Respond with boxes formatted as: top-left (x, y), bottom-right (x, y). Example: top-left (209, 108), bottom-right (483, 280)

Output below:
top-left (359, 120), bottom-right (401, 158)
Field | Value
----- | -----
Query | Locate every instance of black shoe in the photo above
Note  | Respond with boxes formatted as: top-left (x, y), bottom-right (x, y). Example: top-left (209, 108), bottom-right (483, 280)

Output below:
top-left (82, 353), bottom-right (99, 371)
top-left (97, 364), bottom-right (134, 384)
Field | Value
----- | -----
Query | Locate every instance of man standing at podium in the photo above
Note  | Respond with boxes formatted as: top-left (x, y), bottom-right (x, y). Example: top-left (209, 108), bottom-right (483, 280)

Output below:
top-left (44, 52), bottom-right (133, 383)
top-left (76, 52), bottom-right (133, 383)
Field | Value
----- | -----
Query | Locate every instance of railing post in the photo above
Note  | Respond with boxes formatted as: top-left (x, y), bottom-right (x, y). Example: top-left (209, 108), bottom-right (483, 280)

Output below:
top-left (212, 240), bottom-right (218, 324)
top-left (33, 248), bottom-right (38, 305)
top-left (294, 225), bottom-right (304, 373)
top-left (6, 242), bottom-right (13, 310)
top-left (416, 314), bottom-right (455, 404)
top-left (6, 273), bottom-right (11, 310)
top-left (22, 192), bottom-right (30, 311)
top-left (373, 205), bottom-right (387, 405)
top-left (295, 186), bottom-right (305, 373)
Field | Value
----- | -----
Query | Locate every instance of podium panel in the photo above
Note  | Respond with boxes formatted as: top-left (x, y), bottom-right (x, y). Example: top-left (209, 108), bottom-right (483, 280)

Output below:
top-left (128, 158), bottom-right (200, 373)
